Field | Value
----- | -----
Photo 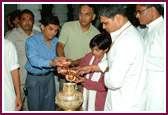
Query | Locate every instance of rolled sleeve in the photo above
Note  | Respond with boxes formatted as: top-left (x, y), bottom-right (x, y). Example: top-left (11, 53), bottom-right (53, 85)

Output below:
top-left (98, 60), bottom-right (108, 73)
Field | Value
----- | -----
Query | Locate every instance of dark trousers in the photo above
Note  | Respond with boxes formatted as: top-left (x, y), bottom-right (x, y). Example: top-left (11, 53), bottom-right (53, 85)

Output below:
top-left (26, 72), bottom-right (56, 111)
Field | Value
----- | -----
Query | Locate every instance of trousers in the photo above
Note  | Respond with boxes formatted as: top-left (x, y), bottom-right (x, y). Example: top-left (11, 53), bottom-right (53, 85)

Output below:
top-left (145, 70), bottom-right (165, 111)
top-left (26, 72), bottom-right (56, 111)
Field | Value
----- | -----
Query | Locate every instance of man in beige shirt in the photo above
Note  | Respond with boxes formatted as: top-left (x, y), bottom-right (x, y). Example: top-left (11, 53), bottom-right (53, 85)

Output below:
top-left (56, 4), bottom-right (100, 91)
top-left (7, 9), bottom-right (39, 111)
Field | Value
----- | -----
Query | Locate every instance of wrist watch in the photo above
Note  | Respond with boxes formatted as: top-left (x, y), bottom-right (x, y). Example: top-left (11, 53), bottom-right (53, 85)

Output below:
top-left (49, 60), bottom-right (54, 66)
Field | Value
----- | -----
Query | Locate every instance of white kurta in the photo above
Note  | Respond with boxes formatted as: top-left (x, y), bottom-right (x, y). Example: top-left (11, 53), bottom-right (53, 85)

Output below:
top-left (99, 21), bottom-right (147, 111)
top-left (4, 39), bottom-right (20, 111)
top-left (144, 16), bottom-right (165, 111)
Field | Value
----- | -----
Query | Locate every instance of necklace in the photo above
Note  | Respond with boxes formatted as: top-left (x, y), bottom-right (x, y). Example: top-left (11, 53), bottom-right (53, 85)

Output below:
top-left (111, 24), bottom-right (132, 47)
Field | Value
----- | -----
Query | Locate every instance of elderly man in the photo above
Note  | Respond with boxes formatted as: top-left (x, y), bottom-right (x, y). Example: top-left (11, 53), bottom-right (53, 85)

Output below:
top-left (136, 4), bottom-right (165, 111)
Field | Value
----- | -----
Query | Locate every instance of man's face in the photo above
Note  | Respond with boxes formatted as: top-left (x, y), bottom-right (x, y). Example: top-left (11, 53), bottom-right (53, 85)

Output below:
top-left (78, 5), bottom-right (95, 27)
top-left (12, 17), bottom-right (20, 28)
top-left (100, 16), bottom-right (118, 33)
top-left (41, 24), bottom-right (59, 40)
top-left (135, 5), bottom-right (153, 25)
top-left (20, 13), bottom-right (34, 31)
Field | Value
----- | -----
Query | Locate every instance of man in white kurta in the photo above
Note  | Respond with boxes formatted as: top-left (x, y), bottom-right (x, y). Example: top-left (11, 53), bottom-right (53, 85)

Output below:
top-left (98, 5), bottom-right (147, 111)
top-left (136, 4), bottom-right (165, 111)
top-left (99, 22), bottom-right (147, 111)
top-left (4, 39), bottom-right (22, 111)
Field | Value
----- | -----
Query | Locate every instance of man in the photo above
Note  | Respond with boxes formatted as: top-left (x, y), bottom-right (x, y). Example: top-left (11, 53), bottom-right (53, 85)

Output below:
top-left (77, 4), bottom-right (147, 111)
top-left (5, 10), bottom-right (20, 39)
top-left (136, 4), bottom-right (165, 111)
top-left (25, 16), bottom-right (65, 111)
top-left (56, 4), bottom-right (100, 91)
top-left (4, 39), bottom-right (23, 111)
top-left (7, 9), bottom-right (40, 111)
top-left (10, 10), bottom-right (21, 28)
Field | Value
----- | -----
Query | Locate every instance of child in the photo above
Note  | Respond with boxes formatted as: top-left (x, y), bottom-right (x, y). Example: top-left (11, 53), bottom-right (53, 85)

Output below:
top-left (75, 33), bottom-right (112, 111)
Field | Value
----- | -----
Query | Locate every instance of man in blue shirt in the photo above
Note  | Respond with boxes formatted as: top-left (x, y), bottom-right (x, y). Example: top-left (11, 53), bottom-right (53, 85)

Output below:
top-left (25, 16), bottom-right (65, 111)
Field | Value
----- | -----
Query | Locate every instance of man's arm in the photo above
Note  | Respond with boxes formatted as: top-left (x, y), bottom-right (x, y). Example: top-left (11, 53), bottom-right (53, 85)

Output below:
top-left (56, 42), bottom-right (65, 57)
top-left (72, 58), bottom-right (82, 66)
top-left (11, 69), bottom-right (23, 111)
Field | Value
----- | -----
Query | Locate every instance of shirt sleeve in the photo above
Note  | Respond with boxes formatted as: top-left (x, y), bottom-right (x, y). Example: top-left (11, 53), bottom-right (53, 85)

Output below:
top-left (98, 60), bottom-right (108, 72)
top-left (25, 37), bottom-right (50, 68)
top-left (7, 41), bottom-right (20, 71)
top-left (58, 23), bottom-right (69, 44)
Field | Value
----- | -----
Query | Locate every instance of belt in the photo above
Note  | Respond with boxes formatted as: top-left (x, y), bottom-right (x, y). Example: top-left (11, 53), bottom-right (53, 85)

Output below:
top-left (28, 71), bottom-right (51, 76)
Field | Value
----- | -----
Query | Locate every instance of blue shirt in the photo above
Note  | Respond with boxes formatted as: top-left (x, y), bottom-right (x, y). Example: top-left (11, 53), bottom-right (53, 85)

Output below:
top-left (25, 32), bottom-right (58, 74)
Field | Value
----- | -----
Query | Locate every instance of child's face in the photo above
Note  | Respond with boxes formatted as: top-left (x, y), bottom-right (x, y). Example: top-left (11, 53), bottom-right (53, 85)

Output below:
top-left (91, 46), bottom-right (105, 59)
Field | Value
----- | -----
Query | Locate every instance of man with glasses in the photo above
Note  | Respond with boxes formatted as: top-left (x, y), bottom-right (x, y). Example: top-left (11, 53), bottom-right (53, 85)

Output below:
top-left (136, 4), bottom-right (165, 111)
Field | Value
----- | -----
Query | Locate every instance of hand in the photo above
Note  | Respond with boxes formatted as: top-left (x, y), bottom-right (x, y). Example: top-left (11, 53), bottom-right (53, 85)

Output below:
top-left (76, 65), bottom-right (91, 76)
top-left (74, 76), bottom-right (85, 84)
top-left (15, 95), bottom-right (23, 111)
top-left (66, 58), bottom-right (73, 66)
top-left (53, 57), bottom-right (67, 66)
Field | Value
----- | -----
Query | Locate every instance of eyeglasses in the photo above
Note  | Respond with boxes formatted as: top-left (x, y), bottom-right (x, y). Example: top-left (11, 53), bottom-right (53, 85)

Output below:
top-left (134, 7), bottom-right (150, 16)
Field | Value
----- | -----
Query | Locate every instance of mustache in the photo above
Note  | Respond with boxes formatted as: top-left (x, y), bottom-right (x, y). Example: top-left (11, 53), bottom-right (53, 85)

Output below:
top-left (24, 24), bottom-right (31, 27)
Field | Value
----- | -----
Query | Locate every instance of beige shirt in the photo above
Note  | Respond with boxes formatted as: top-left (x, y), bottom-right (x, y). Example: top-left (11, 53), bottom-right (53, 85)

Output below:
top-left (7, 27), bottom-right (39, 85)
top-left (58, 20), bottom-right (100, 60)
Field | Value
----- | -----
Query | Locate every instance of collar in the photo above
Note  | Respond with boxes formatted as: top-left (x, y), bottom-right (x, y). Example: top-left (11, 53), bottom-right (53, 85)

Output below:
top-left (77, 20), bottom-right (92, 34)
top-left (146, 16), bottom-right (163, 28)
top-left (18, 27), bottom-right (33, 37)
top-left (40, 32), bottom-right (57, 44)
top-left (110, 21), bottom-right (131, 42)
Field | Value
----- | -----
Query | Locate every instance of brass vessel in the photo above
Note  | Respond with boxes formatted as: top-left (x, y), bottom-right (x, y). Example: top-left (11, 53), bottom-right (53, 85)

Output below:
top-left (55, 83), bottom-right (83, 111)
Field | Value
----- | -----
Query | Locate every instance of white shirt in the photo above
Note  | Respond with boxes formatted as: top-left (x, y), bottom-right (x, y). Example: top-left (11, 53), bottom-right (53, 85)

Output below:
top-left (144, 16), bottom-right (165, 111)
top-left (99, 21), bottom-right (147, 111)
top-left (4, 39), bottom-right (20, 111)
top-left (145, 16), bottom-right (164, 71)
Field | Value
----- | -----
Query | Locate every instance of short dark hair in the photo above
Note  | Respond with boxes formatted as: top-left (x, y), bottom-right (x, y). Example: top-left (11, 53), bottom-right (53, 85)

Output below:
top-left (99, 4), bottom-right (127, 19)
top-left (10, 10), bottom-right (21, 23)
top-left (90, 33), bottom-right (112, 51)
top-left (7, 12), bottom-right (12, 17)
top-left (19, 9), bottom-right (34, 21)
top-left (138, 4), bottom-right (163, 15)
top-left (79, 4), bottom-right (96, 14)
top-left (40, 16), bottom-right (59, 26)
